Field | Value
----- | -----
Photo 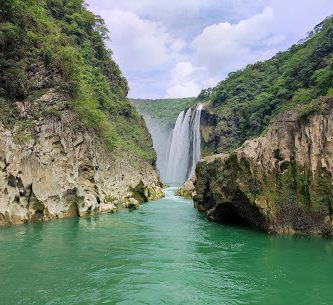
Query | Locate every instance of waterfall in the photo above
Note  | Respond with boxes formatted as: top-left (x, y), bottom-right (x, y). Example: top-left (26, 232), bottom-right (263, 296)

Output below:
top-left (188, 104), bottom-right (203, 177)
top-left (163, 104), bottom-right (203, 183)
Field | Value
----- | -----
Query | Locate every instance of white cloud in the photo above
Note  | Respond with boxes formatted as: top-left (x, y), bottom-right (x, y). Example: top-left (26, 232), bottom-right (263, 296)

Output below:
top-left (165, 6), bottom-right (287, 98)
top-left (165, 62), bottom-right (218, 98)
top-left (191, 7), bottom-right (280, 75)
top-left (86, 0), bottom-right (333, 98)
top-left (97, 9), bottom-right (185, 72)
top-left (87, 0), bottom-right (267, 39)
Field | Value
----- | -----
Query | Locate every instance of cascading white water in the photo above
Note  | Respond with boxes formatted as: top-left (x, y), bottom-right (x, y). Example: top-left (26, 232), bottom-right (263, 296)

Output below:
top-left (163, 104), bottom-right (203, 183)
top-left (188, 104), bottom-right (203, 177)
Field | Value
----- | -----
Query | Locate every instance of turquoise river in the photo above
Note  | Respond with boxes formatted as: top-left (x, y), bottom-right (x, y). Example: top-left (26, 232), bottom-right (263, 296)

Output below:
top-left (1, 186), bottom-right (333, 305)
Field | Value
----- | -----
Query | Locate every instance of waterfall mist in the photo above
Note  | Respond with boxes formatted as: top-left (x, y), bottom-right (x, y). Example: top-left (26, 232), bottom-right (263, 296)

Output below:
top-left (139, 113), bottom-right (170, 176)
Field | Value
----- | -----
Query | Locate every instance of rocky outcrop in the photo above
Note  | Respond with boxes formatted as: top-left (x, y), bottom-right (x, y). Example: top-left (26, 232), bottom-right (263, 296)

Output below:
top-left (123, 198), bottom-right (141, 210)
top-left (175, 177), bottom-right (196, 199)
top-left (0, 92), bottom-right (164, 225)
top-left (195, 97), bottom-right (333, 236)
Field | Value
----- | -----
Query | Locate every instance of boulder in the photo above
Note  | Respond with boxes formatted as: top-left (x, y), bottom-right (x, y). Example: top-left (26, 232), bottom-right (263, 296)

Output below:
top-left (123, 198), bottom-right (140, 209)
top-left (175, 178), bottom-right (196, 199)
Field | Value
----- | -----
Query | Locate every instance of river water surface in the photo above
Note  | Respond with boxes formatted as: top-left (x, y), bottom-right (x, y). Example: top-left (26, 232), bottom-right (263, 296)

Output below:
top-left (1, 187), bottom-right (333, 305)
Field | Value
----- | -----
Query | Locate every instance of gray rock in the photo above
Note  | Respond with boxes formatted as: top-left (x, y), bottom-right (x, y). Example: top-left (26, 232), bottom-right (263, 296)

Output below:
top-left (0, 92), bottom-right (164, 225)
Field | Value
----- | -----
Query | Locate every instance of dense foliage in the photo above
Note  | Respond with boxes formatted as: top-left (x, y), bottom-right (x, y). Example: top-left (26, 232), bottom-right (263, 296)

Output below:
top-left (0, 0), bottom-right (155, 162)
top-left (132, 98), bottom-right (197, 130)
top-left (200, 16), bottom-right (333, 152)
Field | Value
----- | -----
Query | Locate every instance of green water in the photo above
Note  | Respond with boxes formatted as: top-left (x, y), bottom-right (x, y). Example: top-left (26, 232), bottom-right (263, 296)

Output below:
top-left (1, 186), bottom-right (333, 305)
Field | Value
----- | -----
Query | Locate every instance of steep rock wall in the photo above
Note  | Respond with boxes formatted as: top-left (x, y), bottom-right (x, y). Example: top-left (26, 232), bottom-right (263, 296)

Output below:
top-left (0, 94), bottom-right (164, 225)
top-left (195, 97), bottom-right (333, 236)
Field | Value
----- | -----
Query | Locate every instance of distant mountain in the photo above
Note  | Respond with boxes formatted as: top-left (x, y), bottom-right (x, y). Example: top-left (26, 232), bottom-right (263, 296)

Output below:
top-left (132, 98), bottom-right (197, 130)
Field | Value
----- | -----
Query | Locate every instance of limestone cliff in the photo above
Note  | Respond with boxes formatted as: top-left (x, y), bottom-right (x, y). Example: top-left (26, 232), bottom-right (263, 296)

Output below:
top-left (195, 97), bottom-right (333, 236)
top-left (0, 92), bottom-right (164, 225)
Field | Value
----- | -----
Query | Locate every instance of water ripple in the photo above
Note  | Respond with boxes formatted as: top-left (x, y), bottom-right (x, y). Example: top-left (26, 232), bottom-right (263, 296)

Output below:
top-left (0, 187), bottom-right (333, 304)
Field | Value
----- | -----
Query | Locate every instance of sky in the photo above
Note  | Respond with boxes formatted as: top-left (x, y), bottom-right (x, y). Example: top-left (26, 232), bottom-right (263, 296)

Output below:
top-left (86, 0), bottom-right (333, 99)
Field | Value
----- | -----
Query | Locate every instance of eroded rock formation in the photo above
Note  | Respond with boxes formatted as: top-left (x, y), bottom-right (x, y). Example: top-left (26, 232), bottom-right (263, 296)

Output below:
top-left (195, 97), bottom-right (333, 236)
top-left (175, 177), bottom-right (196, 199)
top-left (0, 92), bottom-right (164, 225)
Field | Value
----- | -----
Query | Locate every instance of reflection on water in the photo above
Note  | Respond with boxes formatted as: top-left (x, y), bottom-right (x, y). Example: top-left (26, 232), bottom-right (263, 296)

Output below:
top-left (1, 187), bottom-right (333, 305)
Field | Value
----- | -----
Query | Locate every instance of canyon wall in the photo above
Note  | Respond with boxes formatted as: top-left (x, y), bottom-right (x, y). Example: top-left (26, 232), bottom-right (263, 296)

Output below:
top-left (0, 93), bottom-right (164, 225)
top-left (195, 97), bottom-right (333, 236)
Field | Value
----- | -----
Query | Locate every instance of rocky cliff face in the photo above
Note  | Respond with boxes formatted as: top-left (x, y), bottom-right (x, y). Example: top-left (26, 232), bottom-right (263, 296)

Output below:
top-left (195, 97), bottom-right (333, 236)
top-left (0, 92), bottom-right (164, 225)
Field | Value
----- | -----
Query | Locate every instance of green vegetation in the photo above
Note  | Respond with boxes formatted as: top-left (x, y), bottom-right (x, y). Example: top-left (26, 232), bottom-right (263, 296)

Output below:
top-left (0, 0), bottom-right (155, 162)
top-left (132, 98), bottom-right (197, 129)
top-left (297, 98), bottom-right (324, 119)
top-left (13, 120), bottom-right (35, 144)
top-left (0, 97), bottom-right (18, 129)
top-left (200, 16), bottom-right (333, 152)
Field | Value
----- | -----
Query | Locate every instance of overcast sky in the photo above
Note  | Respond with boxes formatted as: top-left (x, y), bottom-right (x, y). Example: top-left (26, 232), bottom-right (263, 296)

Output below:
top-left (86, 0), bottom-right (333, 99)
